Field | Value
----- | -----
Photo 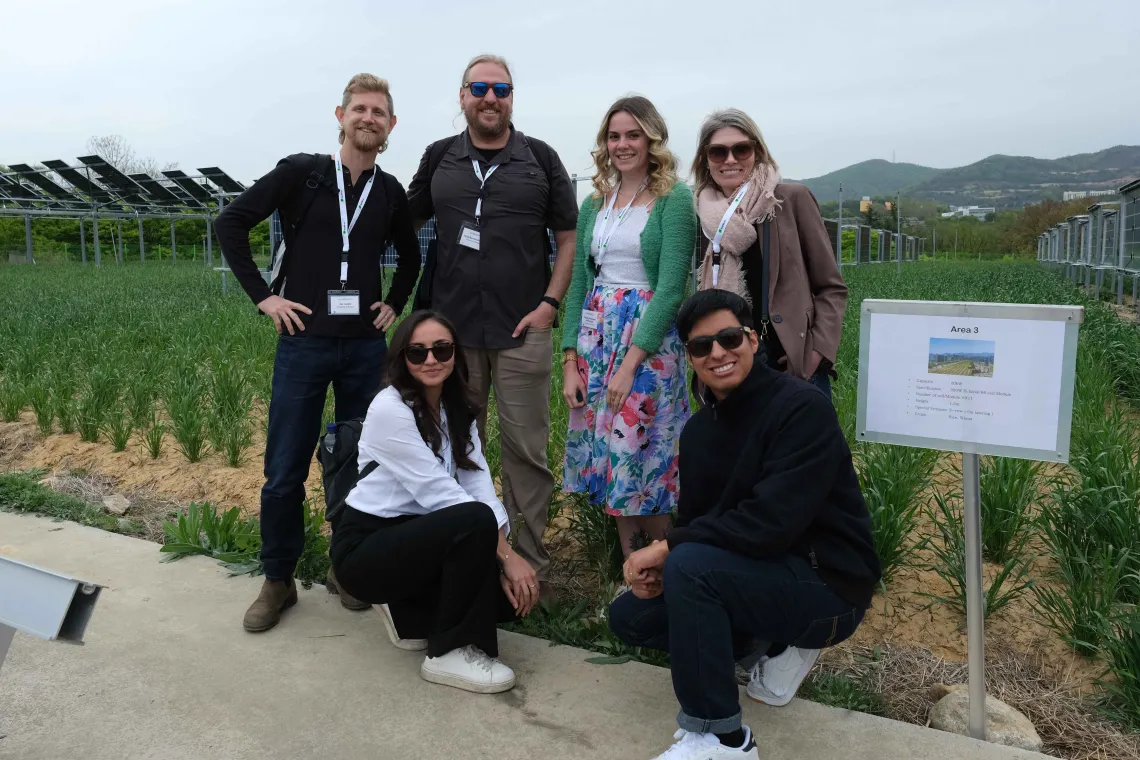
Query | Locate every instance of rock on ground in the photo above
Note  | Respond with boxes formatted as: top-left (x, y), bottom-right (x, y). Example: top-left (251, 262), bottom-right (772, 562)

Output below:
top-left (929, 684), bottom-right (1043, 753)
top-left (102, 494), bottom-right (131, 516)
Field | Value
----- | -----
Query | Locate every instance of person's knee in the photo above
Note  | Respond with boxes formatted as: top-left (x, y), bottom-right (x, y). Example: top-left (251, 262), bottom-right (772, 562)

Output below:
top-left (663, 542), bottom-right (711, 588)
top-left (608, 593), bottom-right (655, 645)
top-left (451, 501), bottom-right (500, 546)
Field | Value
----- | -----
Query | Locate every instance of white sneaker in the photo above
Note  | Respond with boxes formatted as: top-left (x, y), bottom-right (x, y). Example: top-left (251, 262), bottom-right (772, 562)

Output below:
top-left (652, 727), bottom-right (758, 759)
top-left (746, 646), bottom-right (820, 706)
top-left (420, 645), bottom-right (516, 694)
top-left (377, 604), bottom-right (427, 651)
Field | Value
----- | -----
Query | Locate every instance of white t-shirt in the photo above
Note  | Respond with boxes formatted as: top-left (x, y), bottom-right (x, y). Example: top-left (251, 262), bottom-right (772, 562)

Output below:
top-left (344, 386), bottom-right (509, 533)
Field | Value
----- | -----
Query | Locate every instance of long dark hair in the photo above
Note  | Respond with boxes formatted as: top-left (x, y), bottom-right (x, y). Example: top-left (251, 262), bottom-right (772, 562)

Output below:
top-left (385, 311), bottom-right (481, 471)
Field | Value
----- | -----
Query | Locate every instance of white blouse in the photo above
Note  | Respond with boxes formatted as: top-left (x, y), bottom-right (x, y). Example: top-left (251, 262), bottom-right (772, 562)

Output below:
top-left (344, 386), bottom-right (509, 533)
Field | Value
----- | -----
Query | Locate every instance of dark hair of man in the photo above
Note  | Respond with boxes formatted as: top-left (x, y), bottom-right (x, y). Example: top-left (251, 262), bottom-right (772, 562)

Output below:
top-left (675, 289), bottom-right (755, 342)
top-left (384, 310), bottom-right (481, 471)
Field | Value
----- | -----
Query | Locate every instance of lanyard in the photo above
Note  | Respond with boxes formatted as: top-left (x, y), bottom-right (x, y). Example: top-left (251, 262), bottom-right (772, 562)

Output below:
top-left (333, 150), bottom-right (378, 284)
top-left (471, 160), bottom-right (499, 224)
top-left (710, 181), bottom-right (750, 286)
top-left (592, 180), bottom-right (647, 269)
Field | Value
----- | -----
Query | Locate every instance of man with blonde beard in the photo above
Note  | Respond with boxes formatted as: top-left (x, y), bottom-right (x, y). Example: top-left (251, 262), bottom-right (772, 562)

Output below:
top-left (407, 55), bottom-right (578, 603)
top-left (216, 73), bottom-right (420, 632)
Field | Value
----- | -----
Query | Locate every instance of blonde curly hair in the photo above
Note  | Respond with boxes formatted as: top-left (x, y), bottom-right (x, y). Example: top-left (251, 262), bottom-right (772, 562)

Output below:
top-left (590, 95), bottom-right (678, 202)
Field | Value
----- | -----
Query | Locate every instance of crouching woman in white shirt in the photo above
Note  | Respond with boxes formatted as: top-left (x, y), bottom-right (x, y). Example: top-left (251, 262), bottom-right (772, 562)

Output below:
top-left (330, 310), bottom-right (539, 694)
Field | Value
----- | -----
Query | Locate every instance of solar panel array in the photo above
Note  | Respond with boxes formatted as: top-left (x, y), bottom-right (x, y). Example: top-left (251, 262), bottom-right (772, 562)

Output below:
top-left (0, 155), bottom-right (245, 216)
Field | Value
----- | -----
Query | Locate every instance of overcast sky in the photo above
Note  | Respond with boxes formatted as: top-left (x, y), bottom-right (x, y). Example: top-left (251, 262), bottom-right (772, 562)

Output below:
top-left (3, 0), bottom-right (1136, 195)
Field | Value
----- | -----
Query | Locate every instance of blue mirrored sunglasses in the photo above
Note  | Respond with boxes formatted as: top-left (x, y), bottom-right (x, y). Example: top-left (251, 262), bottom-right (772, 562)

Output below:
top-left (466, 81), bottom-right (513, 99)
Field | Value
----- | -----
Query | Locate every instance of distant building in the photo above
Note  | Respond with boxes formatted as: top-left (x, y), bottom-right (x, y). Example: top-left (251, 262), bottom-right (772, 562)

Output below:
top-left (1062, 189), bottom-right (1117, 201)
top-left (941, 205), bottom-right (996, 221)
top-left (860, 196), bottom-right (872, 212)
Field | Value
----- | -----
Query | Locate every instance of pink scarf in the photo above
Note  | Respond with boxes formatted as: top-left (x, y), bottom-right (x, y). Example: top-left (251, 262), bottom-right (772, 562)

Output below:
top-left (696, 164), bottom-right (782, 302)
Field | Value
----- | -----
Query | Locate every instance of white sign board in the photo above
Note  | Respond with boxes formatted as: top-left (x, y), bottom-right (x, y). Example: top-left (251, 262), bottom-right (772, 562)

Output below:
top-left (856, 300), bottom-right (1083, 462)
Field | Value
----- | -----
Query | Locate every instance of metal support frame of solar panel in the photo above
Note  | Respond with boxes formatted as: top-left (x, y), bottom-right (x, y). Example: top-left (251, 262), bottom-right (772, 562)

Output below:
top-left (0, 157), bottom-right (242, 221)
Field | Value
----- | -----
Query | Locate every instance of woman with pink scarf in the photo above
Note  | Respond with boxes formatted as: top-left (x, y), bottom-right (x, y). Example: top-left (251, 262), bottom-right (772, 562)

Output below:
top-left (692, 109), bottom-right (846, 398)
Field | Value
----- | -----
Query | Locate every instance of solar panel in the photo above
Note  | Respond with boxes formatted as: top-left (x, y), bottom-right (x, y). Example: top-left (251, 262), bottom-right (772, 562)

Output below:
top-left (42, 160), bottom-right (114, 202)
top-left (8, 163), bottom-right (77, 200)
top-left (77, 156), bottom-right (148, 203)
top-left (162, 169), bottom-right (214, 205)
top-left (129, 173), bottom-right (183, 206)
top-left (197, 167), bottom-right (245, 194)
top-left (0, 173), bottom-right (38, 207)
top-left (0, 171), bottom-right (48, 202)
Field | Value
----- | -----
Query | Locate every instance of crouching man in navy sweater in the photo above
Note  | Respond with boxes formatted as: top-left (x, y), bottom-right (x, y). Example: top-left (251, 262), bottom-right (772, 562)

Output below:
top-left (609, 289), bottom-right (881, 760)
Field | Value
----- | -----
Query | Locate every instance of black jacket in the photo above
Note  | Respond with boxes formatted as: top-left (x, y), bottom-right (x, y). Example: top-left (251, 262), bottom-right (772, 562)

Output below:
top-left (215, 153), bottom-right (420, 338)
top-left (668, 361), bottom-right (881, 608)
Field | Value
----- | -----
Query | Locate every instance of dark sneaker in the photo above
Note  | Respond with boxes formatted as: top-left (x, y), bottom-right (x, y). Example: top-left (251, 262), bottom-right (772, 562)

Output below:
top-left (242, 578), bottom-right (297, 632)
top-left (326, 567), bottom-right (370, 611)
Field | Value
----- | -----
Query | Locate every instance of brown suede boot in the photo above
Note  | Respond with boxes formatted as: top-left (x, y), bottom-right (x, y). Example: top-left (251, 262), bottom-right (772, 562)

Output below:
top-left (242, 578), bottom-right (298, 632)
top-left (326, 567), bottom-right (370, 611)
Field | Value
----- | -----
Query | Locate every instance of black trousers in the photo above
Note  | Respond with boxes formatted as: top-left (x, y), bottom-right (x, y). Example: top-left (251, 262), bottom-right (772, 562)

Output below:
top-left (329, 502), bottom-right (516, 658)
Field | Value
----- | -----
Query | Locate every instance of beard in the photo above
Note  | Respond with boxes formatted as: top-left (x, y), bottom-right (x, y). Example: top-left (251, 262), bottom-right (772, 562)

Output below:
top-left (347, 125), bottom-right (385, 153)
top-left (464, 103), bottom-right (511, 141)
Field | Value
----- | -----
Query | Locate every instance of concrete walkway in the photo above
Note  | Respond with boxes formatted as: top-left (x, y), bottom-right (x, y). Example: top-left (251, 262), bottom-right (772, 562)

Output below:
top-left (0, 512), bottom-right (1046, 760)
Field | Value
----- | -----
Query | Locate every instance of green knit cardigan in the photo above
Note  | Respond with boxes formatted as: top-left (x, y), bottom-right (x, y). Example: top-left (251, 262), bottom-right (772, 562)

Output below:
top-left (561, 181), bottom-right (697, 354)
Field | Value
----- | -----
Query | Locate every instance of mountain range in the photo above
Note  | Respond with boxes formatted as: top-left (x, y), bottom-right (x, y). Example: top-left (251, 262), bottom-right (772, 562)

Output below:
top-left (794, 145), bottom-right (1140, 209)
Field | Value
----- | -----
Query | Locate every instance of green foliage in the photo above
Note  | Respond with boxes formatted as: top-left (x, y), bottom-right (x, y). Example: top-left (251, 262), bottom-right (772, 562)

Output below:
top-left (1099, 611), bottom-right (1140, 731)
top-left (923, 489), bottom-right (1034, 619)
top-left (0, 470), bottom-right (139, 534)
top-left (502, 598), bottom-right (670, 668)
top-left (800, 671), bottom-right (887, 716)
top-left (294, 498), bottom-right (331, 584)
top-left (0, 375), bottom-right (25, 422)
top-left (856, 443), bottom-right (938, 585)
top-left (75, 365), bottom-right (118, 442)
top-left (143, 412), bottom-right (166, 459)
top-left (161, 501), bottom-right (261, 565)
top-left (166, 368), bottom-right (209, 463)
top-left (1031, 544), bottom-right (1129, 658)
top-left (978, 456), bottom-right (1041, 564)
top-left (102, 412), bottom-right (133, 452)
top-left (27, 380), bottom-right (53, 435)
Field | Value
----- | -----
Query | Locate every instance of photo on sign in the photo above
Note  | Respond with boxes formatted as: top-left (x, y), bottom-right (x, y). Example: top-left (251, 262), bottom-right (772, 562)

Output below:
top-left (927, 337), bottom-right (995, 378)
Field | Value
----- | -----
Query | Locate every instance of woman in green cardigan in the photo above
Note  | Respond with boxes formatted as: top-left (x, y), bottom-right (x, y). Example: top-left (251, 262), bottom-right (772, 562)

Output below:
top-left (561, 95), bottom-right (697, 559)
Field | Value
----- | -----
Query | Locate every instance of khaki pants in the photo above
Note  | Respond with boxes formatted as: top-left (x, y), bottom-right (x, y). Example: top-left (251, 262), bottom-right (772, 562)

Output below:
top-left (464, 327), bottom-right (554, 581)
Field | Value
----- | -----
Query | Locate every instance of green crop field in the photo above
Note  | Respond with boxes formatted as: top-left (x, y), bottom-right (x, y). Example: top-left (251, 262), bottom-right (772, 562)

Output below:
top-left (2, 259), bottom-right (1140, 746)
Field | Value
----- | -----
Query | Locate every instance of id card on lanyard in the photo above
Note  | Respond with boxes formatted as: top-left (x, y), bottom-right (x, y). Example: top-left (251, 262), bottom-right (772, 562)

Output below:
top-left (710, 181), bottom-right (750, 287)
top-left (458, 159), bottom-right (498, 251)
top-left (591, 179), bottom-right (647, 276)
top-left (328, 150), bottom-right (378, 315)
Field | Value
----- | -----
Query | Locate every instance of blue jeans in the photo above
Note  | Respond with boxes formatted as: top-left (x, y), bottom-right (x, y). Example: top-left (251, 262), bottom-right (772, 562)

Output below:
top-left (260, 335), bottom-right (387, 580)
top-left (609, 543), bottom-right (863, 734)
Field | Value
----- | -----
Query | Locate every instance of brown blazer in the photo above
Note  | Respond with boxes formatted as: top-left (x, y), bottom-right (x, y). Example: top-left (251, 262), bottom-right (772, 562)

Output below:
top-left (702, 182), bottom-right (847, 379)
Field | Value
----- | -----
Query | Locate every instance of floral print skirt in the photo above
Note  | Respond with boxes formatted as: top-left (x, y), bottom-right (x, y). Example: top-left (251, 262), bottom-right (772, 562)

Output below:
top-left (563, 285), bottom-right (690, 517)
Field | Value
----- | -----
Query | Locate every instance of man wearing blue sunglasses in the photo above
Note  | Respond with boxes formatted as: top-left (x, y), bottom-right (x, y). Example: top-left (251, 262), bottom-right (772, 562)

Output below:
top-left (407, 54), bottom-right (579, 604)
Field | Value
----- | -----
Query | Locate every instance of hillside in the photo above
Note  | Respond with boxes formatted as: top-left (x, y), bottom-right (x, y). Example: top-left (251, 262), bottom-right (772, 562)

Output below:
top-left (796, 145), bottom-right (1140, 209)
top-left (795, 159), bottom-right (943, 199)
top-left (906, 145), bottom-right (1140, 207)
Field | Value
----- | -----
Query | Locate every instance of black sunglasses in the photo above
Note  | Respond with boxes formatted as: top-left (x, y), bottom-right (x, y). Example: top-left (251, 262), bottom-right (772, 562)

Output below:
top-left (404, 341), bottom-right (456, 365)
top-left (465, 81), bottom-right (513, 99)
top-left (685, 327), bottom-right (753, 358)
top-left (706, 142), bottom-right (755, 164)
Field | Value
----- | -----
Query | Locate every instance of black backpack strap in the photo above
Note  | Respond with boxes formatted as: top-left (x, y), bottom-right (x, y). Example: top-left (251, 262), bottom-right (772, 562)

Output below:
top-left (359, 460), bottom-right (379, 479)
top-left (272, 152), bottom-right (330, 295)
top-left (427, 135), bottom-right (461, 187)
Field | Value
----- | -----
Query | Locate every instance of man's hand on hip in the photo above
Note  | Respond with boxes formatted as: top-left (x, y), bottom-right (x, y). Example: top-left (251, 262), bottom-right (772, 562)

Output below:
top-left (370, 302), bottom-right (397, 332)
top-left (512, 301), bottom-right (557, 338)
top-left (257, 295), bottom-right (312, 335)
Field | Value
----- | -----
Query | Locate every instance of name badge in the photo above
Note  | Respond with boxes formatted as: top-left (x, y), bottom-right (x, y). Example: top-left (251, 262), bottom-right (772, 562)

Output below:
top-left (581, 311), bottom-right (601, 331)
top-left (328, 290), bottom-right (360, 316)
top-left (458, 222), bottom-right (481, 251)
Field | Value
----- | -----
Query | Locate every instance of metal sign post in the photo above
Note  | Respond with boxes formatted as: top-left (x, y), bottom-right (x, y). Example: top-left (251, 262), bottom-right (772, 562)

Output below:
top-left (856, 300), bottom-right (1083, 741)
